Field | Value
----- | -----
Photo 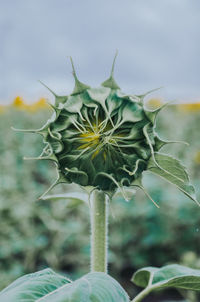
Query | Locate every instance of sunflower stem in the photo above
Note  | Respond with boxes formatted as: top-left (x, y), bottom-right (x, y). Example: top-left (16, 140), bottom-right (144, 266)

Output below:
top-left (90, 190), bottom-right (108, 273)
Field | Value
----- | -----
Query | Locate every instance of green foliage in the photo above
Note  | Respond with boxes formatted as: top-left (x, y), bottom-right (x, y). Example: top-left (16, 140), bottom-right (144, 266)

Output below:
top-left (0, 109), bottom-right (90, 289)
top-left (179, 252), bottom-right (200, 301)
top-left (0, 268), bottom-right (70, 302)
top-left (1, 105), bottom-right (200, 300)
top-left (147, 152), bottom-right (198, 204)
top-left (133, 264), bottom-right (200, 290)
top-left (0, 269), bottom-right (129, 302)
top-left (132, 264), bottom-right (200, 301)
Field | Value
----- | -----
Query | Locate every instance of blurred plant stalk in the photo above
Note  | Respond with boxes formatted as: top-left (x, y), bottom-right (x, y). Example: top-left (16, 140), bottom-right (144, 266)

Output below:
top-left (90, 190), bottom-right (108, 273)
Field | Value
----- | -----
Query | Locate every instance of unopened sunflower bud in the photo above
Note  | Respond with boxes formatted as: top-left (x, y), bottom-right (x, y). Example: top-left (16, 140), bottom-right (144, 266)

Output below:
top-left (16, 54), bottom-right (198, 205)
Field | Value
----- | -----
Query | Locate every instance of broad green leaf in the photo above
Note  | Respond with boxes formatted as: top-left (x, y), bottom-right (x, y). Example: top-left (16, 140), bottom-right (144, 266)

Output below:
top-left (0, 270), bottom-right (129, 302)
top-left (39, 272), bottom-right (130, 302)
top-left (147, 152), bottom-right (199, 205)
top-left (0, 268), bottom-right (71, 302)
top-left (132, 264), bottom-right (200, 292)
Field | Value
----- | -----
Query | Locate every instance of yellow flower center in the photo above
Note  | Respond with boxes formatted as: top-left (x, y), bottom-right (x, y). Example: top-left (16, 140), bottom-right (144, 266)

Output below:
top-left (79, 131), bottom-right (100, 148)
top-left (76, 119), bottom-right (124, 161)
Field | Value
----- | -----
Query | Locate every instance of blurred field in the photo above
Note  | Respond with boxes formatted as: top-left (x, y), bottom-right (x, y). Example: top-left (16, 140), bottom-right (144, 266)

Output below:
top-left (0, 97), bottom-right (200, 301)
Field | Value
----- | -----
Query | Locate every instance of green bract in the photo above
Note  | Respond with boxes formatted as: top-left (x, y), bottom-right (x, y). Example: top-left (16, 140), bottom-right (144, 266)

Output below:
top-left (17, 55), bottom-right (198, 205)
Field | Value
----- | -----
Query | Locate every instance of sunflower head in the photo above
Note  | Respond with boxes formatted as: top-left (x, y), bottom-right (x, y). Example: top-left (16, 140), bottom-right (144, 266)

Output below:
top-left (19, 55), bottom-right (198, 205)
top-left (37, 56), bottom-right (164, 192)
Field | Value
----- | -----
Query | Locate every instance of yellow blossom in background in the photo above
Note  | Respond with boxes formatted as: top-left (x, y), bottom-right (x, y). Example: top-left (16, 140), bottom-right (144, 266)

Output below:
top-left (26, 98), bottom-right (50, 112)
top-left (35, 98), bottom-right (49, 109)
top-left (194, 151), bottom-right (200, 165)
top-left (12, 96), bottom-right (27, 110)
top-left (178, 103), bottom-right (200, 112)
top-left (146, 97), bottom-right (163, 110)
top-left (6, 96), bottom-right (200, 116)
top-left (0, 105), bottom-right (6, 114)
top-left (11, 97), bottom-right (50, 112)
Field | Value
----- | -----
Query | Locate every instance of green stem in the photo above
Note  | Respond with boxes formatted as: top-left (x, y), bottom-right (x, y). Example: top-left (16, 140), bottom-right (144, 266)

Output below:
top-left (90, 190), bottom-right (108, 273)
top-left (131, 287), bottom-right (153, 302)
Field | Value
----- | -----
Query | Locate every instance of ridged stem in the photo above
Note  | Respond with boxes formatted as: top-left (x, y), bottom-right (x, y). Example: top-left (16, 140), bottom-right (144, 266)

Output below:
top-left (90, 190), bottom-right (108, 273)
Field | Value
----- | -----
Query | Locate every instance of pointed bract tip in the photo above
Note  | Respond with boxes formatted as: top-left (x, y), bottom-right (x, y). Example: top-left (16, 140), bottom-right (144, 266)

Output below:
top-left (46, 99), bottom-right (57, 111)
top-left (111, 50), bottom-right (118, 76)
top-left (23, 156), bottom-right (40, 160)
top-left (11, 126), bottom-right (17, 131)
top-left (11, 127), bottom-right (38, 133)
top-left (101, 51), bottom-right (120, 90)
top-left (69, 57), bottom-right (90, 95)
top-left (69, 56), bottom-right (77, 80)
top-left (38, 80), bottom-right (57, 96)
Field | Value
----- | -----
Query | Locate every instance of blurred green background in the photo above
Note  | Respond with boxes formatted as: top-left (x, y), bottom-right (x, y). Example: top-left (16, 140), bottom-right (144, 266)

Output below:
top-left (0, 98), bottom-right (200, 301)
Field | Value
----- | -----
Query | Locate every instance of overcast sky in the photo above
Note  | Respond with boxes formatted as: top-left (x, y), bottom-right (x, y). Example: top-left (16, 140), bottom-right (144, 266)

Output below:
top-left (0, 0), bottom-right (200, 104)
